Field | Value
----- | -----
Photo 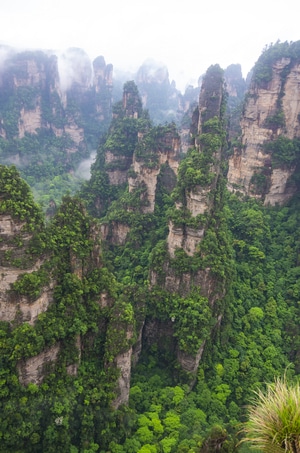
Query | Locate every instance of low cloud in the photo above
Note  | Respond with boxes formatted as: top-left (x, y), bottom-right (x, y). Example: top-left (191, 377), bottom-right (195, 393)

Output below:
top-left (57, 47), bottom-right (93, 92)
top-left (74, 151), bottom-right (96, 180)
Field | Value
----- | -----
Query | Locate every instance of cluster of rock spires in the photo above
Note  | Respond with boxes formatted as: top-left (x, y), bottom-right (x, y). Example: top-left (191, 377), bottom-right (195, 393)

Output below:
top-left (2, 43), bottom-right (300, 408)
top-left (0, 46), bottom-right (201, 167)
top-left (0, 46), bottom-right (113, 157)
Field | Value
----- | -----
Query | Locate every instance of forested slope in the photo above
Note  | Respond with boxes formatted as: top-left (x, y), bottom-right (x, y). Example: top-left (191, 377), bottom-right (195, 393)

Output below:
top-left (0, 42), bottom-right (300, 453)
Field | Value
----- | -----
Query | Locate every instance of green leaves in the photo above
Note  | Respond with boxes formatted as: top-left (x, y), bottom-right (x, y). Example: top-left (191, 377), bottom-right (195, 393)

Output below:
top-left (0, 164), bottom-right (44, 229)
top-left (263, 136), bottom-right (300, 168)
top-left (172, 292), bottom-right (212, 354)
top-left (12, 269), bottom-right (49, 300)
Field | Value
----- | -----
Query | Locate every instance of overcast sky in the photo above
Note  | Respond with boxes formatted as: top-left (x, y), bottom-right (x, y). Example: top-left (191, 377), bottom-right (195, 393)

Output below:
top-left (0, 0), bottom-right (299, 91)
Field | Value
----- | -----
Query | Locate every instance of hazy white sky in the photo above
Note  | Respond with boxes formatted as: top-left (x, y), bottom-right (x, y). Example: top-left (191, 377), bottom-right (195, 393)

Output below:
top-left (0, 0), bottom-right (299, 91)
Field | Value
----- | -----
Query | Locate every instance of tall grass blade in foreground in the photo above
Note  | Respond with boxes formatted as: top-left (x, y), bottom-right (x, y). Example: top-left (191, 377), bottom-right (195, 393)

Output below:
top-left (242, 377), bottom-right (300, 452)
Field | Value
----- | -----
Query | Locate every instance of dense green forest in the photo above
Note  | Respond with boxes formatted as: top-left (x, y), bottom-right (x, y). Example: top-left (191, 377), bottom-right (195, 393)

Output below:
top-left (1, 42), bottom-right (300, 453)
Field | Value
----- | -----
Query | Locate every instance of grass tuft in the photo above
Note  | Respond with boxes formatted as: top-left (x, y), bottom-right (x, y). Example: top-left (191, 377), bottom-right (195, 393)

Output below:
top-left (241, 377), bottom-right (300, 452)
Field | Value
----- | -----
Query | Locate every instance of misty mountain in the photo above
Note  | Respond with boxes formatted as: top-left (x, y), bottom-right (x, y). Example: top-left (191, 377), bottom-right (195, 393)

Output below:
top-left (1, 40), bottom-right (300, 453)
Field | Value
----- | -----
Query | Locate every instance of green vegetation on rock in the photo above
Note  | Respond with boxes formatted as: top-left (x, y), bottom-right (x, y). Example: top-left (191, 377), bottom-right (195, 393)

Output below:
top-left (2, 53), bottom-right (300, 453)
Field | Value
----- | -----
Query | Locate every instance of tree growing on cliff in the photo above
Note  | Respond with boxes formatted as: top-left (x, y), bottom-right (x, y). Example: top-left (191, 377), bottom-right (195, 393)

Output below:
top-left (242, 377), bottom-right (300, 452)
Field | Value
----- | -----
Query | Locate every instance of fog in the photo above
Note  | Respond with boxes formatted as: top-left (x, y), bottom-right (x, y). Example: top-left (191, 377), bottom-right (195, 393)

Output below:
top-left (75, 151), bottom-right (97, 180)
top-left (57, 48), bottom-right (93, 92)
top-left (1, 0), bottom-right (299, 94)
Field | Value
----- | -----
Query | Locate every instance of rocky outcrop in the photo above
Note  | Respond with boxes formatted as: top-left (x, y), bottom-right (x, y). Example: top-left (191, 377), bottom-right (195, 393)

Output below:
top-left (136, 60), bottom-right (180, 123)
top-left (165, 66), bottom-right (225, 264)
top-left (224, 64), bottom-right (246, 99)
top-left (186, 186), bottom-right (212, 217)
top-left (177, 342), bottom-right (206, 374)
top-left (227, 56), bottom-right (300, 204)
top-left (101, 221), bottom-right (131, 245)
top-left (93, 56), bottom-right (113, 93)
top-left (0, 287), bottom-right (53, 324)
top-left (128, 125), bottom-right (180, 213)
top-left (0, 214), bottom-right (51, 323)
top-left (264, 167), bottom-right (296, 205)
top-left (153, 65), bottom-right (227, 374)
top-left (100, 81), bottom-right (143, 188)
top-left (123, 81), bottom-right (143, 119)
top-left (224, 64), bottom-right (247, 139)
top-left (18, 104), bottom-right (42, 138)
top-left (167, 220), bottom-right (205, 259)
top-left (18, 344), bottom-right (60, 386)
top-left (0, 47), bottom-right (113, 167)
top-left (105, 151), bottom-right (133, 185)
top-left (112, 348), bottom-right (133, 409)
top-left (17, 336), bottom-right (79, 386)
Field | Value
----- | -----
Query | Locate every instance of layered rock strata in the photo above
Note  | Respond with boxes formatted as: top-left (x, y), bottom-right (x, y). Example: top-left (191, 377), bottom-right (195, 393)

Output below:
top-left (128, 126), bottom-right (180, 213)
top-left (227, 58), bottom-right (300, 204)
top-left (156, 65), bottom-right (227, 374)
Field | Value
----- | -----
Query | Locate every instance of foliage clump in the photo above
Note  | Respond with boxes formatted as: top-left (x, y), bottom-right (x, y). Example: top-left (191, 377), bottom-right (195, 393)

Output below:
top-left (263, 136), bottom-right (300, 168)
top-left (242, 377), bottom-right (300, 452)
top-left (252, 40), bottom-right (300, 86)
top-left (0, 164), bottom-right (43, 230)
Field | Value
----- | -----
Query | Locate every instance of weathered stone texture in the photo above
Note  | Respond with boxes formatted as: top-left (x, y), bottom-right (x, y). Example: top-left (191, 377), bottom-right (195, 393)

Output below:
top-left (228, 58), bottom-right (300, 204)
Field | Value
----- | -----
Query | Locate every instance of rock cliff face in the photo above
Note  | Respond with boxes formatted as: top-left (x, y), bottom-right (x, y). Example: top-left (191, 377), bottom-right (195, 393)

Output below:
top-left (112, 348), bottom-right (133, 409)
top-left (0, 169), bottom-right (133, 405)
top-left (0, 47), bottom-right (113, 165)
top-left (0, 208), bottom-right (63, 386)
top-left (166, 66), bottom-right (225, 264)
top-left (128, 124), bottom-right (180, 213)
top-left (0, 213), bottom-right (51, 323)
top-left (227, 56), bottom-right (300, 204)
top-left (150, 65), bottom-right (228, 374)
top-left (102, 81), bottom-right (143, 187)
top-left (17, 344), bottom-right (60, 386)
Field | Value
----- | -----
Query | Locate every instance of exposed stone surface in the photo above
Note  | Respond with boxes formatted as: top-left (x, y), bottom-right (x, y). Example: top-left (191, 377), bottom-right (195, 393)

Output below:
top-left (112, 347), bottom-right (133, 409)
top-left (0, 288), bottom-right (53, 324)
top-left (101, 220), bottom-right (130, 246)
top-left (159, 66), bottom-right (226, 374)
top-left (227, 58), bottom-right (300, 204)
top-left (18, 344), bottom-right (60, 386)
top-left (132, 320), bottom-right (145, 366)
top-left (93, 56), bottom-right (113, 93)
top-left (166, 66), bottom-right (224, 267)
top-left (183, 226), bottom-right (205, 256)
top-left (224, 64), bottom-right (246, 98)
top-left (0, 214), bottom-right (53, 324)
top-left (167, 221), bottom-right (186, 259)
top-left (186, 187), bottom-right (211, 216)
top-left (167, 221), bottom-right (205, 258)
top-left (19, 335), bottom-right (80, 387)
top-left (0, 47), bottom-right (113, 165)
top-left (105, 151), bottom-right (132, 185)
top-left (0, 214), bottom-right (25, 236)
top-left (281, 62), bottom-right (300, 139)
top-left (177, 341), bottom-right (206, 374)
top-left (0, 210), bottom-right (81, 387)
top-left (18, 104), bottom-right (42, 138)
top-left (110, 222), bottom-right (131, 245)
top-left (264, 167), bottom-right (296, 205)
top-left (64, 120), bottom-right (85, 149)
top-left (128, 129), bottom-right (180, 213)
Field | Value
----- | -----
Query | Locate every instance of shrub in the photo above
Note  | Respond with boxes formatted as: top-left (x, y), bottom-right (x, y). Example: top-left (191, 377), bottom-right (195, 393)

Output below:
top-left (242, 377), bottom-right (300, 452)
